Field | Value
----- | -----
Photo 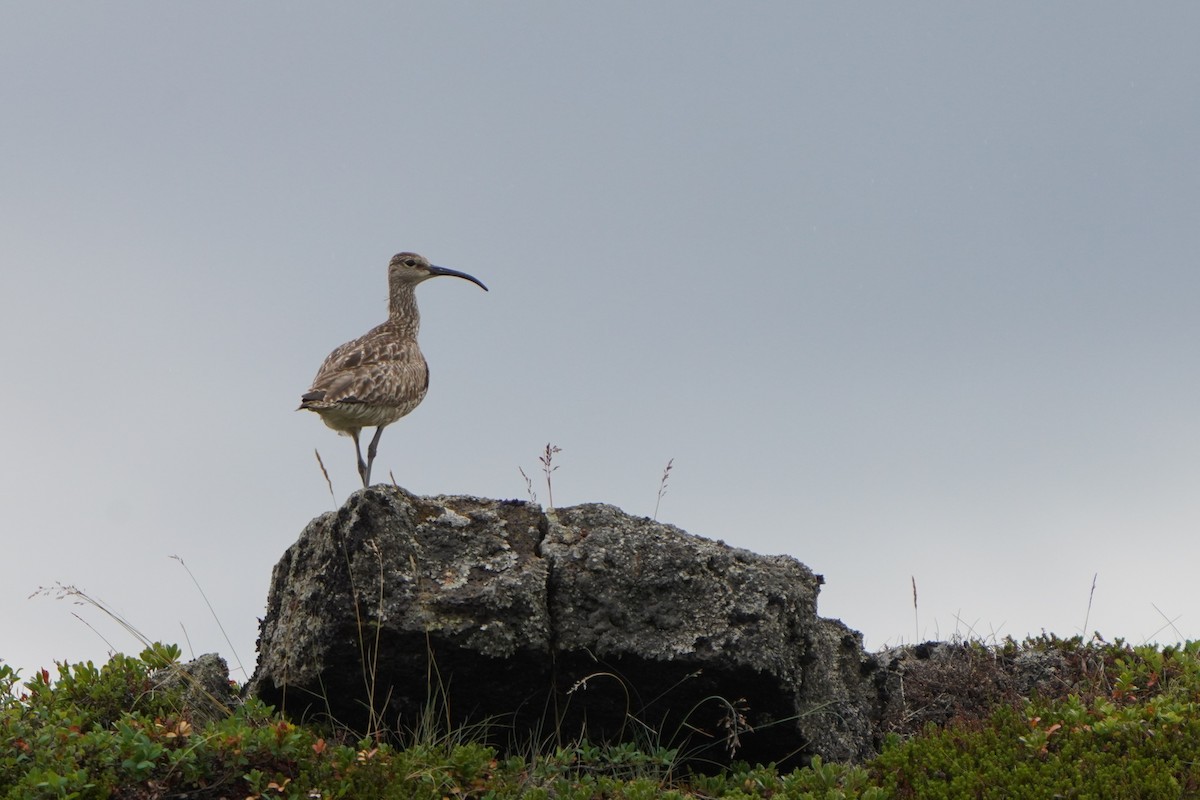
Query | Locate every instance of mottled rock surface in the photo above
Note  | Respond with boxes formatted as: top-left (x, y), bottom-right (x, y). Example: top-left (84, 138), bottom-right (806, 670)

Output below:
top-left (248, 487), bottom-right (879, 766)
top-left (154, 653), bottom-right (237, 727)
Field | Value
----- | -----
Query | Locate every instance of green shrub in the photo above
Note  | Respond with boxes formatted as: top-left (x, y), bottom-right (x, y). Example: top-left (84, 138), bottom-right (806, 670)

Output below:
top-left (6, 637), bottom-right (1200, 798)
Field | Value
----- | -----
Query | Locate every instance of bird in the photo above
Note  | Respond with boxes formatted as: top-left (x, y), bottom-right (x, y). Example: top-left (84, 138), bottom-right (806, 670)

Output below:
top-left (300, 252), bottom-right (487, 488)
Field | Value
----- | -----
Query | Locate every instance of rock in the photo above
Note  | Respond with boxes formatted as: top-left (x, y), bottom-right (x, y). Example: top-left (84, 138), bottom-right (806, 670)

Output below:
top-left (248, 487), bottom-right (879, 766)
top-left (153, 653), bottom-right (237, 727)
top-left (873, 642), bottom-right (1009, 735)
top-left (872, 639), bottom-right (1105, 739)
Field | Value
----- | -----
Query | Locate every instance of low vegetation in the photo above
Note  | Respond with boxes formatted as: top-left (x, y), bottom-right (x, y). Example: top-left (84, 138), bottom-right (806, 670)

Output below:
top-left (4, 636), bottom-right (1200, 798)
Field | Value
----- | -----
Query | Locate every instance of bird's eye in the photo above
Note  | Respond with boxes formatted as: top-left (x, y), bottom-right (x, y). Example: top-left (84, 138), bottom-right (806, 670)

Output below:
top-left (404, 259), bottom-right (417, 267)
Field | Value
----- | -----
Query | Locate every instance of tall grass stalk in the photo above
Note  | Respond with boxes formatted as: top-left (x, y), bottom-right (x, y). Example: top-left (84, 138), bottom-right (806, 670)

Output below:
top-left (653, 458), bottom-right (674, 521)
top-left (170, 555), bottom-right (247, 679)
top-left (539, 443), bottom-right (561, 509)
top-left (1081, 572), bottom-right (1098, 638)
top-left (911, 576), bottom-right (919, 643)
top-left (315, 448), bottom-right (336, 506)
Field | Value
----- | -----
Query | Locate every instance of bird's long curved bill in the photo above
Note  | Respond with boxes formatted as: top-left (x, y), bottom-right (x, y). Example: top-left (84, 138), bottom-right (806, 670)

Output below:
top-left (429, 264), bottom-right (488, 291)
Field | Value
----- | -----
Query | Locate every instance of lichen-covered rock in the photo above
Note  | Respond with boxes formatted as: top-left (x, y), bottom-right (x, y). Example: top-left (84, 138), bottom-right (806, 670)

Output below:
top-left (153, 653), bottom-right (237, 727)
top-left (543, 504), bottom-right (818, 672)
top-left (248, 486), bottom-right (879, 766)
top-left (250, 488), bottom-right (550, 728)
top-left (794, 618), bottom-right (881, 762)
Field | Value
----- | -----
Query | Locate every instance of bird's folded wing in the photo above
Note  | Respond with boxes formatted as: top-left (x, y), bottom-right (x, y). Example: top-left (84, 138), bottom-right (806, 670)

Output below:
top-left (307, 359), bottom-right (429, 407)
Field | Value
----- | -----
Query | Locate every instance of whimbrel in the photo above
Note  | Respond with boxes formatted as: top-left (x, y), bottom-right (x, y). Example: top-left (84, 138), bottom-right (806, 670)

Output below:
top-left (300, 252), bottom-right (487, 487)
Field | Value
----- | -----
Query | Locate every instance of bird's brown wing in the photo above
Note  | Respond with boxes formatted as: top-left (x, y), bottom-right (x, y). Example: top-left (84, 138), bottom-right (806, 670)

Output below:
top-left (302, 327), bottom-right (429, 409)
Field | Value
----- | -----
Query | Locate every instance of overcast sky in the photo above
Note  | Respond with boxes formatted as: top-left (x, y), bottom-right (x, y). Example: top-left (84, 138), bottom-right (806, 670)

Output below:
top-left (3, 3), bottom-right (1199, 680)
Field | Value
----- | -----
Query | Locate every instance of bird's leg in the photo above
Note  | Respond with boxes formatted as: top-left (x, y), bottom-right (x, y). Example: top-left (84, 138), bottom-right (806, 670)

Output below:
top-left (350, 429), bottom-right (369, 487)
top-left (364, 426), bottom-right (387, 487)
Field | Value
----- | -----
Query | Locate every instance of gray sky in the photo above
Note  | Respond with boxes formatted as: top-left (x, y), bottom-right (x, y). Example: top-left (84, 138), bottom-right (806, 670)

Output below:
top-left (3, 3), bottom-right (1199, 680)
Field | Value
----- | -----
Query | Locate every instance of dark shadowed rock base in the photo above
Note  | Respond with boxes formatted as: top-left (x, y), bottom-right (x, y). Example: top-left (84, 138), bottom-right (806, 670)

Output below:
top-left (248, 487), bottom-right (880, 767)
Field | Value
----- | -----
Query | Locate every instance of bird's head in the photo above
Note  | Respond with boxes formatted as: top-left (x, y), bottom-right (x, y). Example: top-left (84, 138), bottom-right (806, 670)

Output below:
top-left (388, 252), bottom-right (488, 291)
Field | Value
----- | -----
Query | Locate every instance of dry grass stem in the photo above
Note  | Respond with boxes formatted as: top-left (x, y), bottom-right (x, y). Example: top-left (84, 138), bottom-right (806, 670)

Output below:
top-left (344, 538), bottom-right (388, 740)
top-left (178, 623), bottom-right (195, 661)
top-left (1146, 603), bottom-right (1184, 643)
top-left (912, 576), bottom-right (919, 643)
top-left (653, 458), bottom-right (674, 521)
top-left (34, 583), bottom-right (148, 652)
top-left (518, 467), bottom-right (537, 504)
top-left (538, 443), bottom-right (561, 509)
top-left (315, 448), bottom-right (335, 506)
top-left (170, 555), bottom-right (246, 679)
top-left (32, 583), bottom-right (234, 718)
top-left (718, 697), bottom-right (752, 756)
top-left (1081, 572), bottom-right (1098, 637)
